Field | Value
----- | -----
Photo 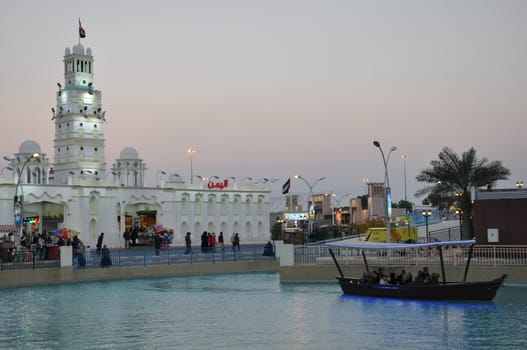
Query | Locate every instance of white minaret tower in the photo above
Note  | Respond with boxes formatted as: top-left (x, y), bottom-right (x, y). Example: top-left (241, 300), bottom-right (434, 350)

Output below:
top-left (52, 43), bottom-right (106, 184)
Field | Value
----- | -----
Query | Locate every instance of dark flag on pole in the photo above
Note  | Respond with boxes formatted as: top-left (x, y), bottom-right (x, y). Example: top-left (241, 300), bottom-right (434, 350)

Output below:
top-left (79, 19), bottom-right (86, 39)
top-left (282, 178), bottom-right (291, 195)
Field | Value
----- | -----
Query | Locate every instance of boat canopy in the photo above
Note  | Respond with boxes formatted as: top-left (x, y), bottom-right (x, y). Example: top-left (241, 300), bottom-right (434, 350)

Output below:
top-left (325, 239), bottom-right (476, 250)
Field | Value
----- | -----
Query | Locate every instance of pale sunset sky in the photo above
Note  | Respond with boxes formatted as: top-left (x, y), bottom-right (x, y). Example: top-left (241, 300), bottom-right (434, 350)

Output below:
top-left (1, 0), bottom-right (526, 205)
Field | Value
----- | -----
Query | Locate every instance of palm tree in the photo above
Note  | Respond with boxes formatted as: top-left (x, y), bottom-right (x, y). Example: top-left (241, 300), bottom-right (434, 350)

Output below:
top-left (415, 147), bottom-right (510, 239)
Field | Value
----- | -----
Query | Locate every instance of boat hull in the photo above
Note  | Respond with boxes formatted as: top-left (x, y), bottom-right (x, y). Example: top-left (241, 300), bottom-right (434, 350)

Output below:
top-left (337, 275), bottom-right (507, 301)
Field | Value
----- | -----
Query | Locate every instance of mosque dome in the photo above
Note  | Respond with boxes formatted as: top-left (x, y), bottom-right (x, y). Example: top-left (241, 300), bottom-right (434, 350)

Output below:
top-left (65, 47), bottom-right (71, 55)
top-left (72, 43), bottom-right (85, 54)
top-left (18, 140), bottom-right (41, 155)
top-left (119, 147), bottom-right (139, 159)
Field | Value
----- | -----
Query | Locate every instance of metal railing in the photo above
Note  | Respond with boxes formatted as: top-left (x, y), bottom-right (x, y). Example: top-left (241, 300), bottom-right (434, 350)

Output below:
top-left (1, 250), bottom-right (60, 271)
top-left (73, 244), bottom-right (276, 269)
top-left (294, 244), bottom-right (527, 267)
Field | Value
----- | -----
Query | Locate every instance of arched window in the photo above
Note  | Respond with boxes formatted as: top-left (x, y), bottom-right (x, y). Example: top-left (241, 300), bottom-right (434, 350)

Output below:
top-left (233, 195), bottom-right (241, 216)
top-left (220, 195), bottom-right (228, 216)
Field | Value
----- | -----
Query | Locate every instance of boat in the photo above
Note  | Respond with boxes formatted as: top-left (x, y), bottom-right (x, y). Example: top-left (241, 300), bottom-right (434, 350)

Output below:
top-left (325, 239), bottom-right (506, 301)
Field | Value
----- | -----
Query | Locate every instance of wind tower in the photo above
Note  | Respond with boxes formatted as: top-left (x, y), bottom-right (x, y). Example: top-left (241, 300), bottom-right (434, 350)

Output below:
top-left (52, 36), bottom-right (106, 184)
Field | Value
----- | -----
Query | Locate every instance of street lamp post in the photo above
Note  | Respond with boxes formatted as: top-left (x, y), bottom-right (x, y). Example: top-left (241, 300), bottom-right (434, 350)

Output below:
top-left (187, 148), bottom-right (196, 184)
top-left (373, 140), bottom-right (397, 242)
top-left (6, 153), bottom-right (40, 251)
top-left (294, 175), bottom-right (326, 241)
top-left (455, 209), bottom-right (463, 238)
top-left (331, 193), bottom-right (351, 225)
top-left (401, 155), bottom-right (408, 202)
top-left (422, 209), bottom-right (432, 242)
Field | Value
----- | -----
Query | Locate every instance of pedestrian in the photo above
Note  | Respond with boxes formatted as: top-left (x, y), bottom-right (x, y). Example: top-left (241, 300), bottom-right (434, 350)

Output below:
top-left (231, 232), bottom-right (236, 251)
top-left (262, 241), bottom-right (274, 256)
top-left (218, 232), bottom-right (224, 249)
top-left (153, 232), bottom-right (162, 256)
top-left (234, 233), bottom-right (240, 251)
top-left (100, 244), bottom-right (112, 268)
top-left (201, 231), bottom-right (208, 253)
top-left (77, 239), bottom-right (86, 268)
top-left (184, 232), bottom-right (192, 255)
top-left (96, 232), bottom-right (104, 255)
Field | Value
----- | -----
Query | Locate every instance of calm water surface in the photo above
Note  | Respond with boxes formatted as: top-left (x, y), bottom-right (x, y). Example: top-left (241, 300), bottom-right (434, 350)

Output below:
top-left (0, 272), bottom-right (526, 350)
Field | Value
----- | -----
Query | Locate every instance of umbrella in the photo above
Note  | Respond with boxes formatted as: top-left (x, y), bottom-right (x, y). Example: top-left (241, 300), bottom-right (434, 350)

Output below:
top-left (51, 228), bottom-right (80, 240)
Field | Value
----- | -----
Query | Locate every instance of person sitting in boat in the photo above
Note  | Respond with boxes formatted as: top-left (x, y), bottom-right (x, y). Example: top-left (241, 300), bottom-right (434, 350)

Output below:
top-left (415, 270), bottom-right (423, 284)
top-left (430, 272), bottom-right (440, 284)
top-left (372, 267), bottom-right (385, 284)
top-left (397, 270), bottom-right (408, 285)
top-left (421, 267), bottom-right (431, 284)
top-left (389, 273), bottom-right (397, 285)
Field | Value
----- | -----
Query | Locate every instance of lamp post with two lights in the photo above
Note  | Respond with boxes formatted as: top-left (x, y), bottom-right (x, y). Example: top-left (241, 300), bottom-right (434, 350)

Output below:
top-left (373, 140), bottom-right (397, 242)
top-left (294, 175), bottom-right (326, 240)
top-left (4, 152), bottom-right (40, 251)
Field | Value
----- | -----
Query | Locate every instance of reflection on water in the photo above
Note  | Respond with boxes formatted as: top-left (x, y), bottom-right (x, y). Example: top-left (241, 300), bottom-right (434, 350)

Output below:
top-left (0, 274), bottom-right (525, 350)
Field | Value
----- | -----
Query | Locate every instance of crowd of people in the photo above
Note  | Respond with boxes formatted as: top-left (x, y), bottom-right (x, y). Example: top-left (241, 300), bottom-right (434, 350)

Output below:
top-left (362, 267), bottom-right (440, 285)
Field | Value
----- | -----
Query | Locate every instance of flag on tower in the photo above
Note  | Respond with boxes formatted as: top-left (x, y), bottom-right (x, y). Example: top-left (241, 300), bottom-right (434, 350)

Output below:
top-left (79, 19), bottom-right (86, 39)
top-left (282, 178), bottom-right (291, 195)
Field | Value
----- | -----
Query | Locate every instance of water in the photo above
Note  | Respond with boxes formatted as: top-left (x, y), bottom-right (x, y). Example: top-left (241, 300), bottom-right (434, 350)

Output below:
top-left (0, 273), bottom-right (526, 350)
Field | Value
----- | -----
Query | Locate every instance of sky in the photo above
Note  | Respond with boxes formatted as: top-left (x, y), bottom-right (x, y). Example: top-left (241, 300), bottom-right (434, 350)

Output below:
top-left (1, 0), bottom-right (527, 207)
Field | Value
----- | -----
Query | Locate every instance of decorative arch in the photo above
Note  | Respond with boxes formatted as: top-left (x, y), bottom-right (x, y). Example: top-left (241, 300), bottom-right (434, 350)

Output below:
top-left (257, 221), bottom-right (265, 241)
top-left (244, 221), bottom-right (252, 241)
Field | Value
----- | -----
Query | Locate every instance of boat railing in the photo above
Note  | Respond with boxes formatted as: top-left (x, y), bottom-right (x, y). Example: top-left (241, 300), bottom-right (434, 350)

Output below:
top-left (294, 244), bottom-right (527, 266)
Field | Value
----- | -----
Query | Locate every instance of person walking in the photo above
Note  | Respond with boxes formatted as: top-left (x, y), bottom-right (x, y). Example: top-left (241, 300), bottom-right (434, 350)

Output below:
top-left (96, 232), bottom-right (104, 255)
top-left (153, 233), bottom-right (162, 256)
top-left (218, 232), bottom-right (224, 249)
top-left (234, 233), bottom-right (240, 251)
top-left (184, 232), bottom-right (192, 255)
top-left (100, 245), bottom-right (112, 268)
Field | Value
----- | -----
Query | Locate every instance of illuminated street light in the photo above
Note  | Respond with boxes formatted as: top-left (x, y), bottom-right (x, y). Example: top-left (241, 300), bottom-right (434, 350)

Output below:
top-left (516, 181), bottom-right (524, 189)
top-left (373, 140), bottom-right (397, 242)
top-left (422, 209), bottom-right (432, 243)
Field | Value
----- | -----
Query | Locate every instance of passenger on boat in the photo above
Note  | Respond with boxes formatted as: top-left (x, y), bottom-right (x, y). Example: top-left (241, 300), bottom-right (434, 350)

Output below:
top-left (420, 267), bottom-right (431, 284)
top-left (396, 270), bottom-right (408, 285)
top-left (430, 272), bottom-right (440, 284)
top-left (389, 273), bottom-right (397, 285)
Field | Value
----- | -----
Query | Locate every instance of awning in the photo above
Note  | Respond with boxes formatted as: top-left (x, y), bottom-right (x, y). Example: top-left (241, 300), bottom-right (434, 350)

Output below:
top-left (325, 239), bottom-right (476, 250)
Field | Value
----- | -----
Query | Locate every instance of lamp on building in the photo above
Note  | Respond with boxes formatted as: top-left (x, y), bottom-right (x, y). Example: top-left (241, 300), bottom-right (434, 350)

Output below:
top-left (294, 174), bottom-right (326, 241)
top-left (516, 181), bottom-right (524, 189)
top-left (187, 148), bottom-right (196, 184)
top-left (156, 170), bottom-right (166, 187)
top-left (1, 166), bottom-right (13, 177)
top-left (373, 140), bottom-right (397, 242)
top-left (422, 209), bottom-right (432, 243)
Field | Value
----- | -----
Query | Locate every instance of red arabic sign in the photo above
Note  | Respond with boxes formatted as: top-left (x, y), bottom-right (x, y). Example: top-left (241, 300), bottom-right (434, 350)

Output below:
top-left (208, 179), bottom-right (229, 189)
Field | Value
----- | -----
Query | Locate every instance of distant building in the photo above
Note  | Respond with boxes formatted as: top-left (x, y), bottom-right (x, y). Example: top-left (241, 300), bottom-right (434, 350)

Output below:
top-left (473, 188), bottom-right (527, 245)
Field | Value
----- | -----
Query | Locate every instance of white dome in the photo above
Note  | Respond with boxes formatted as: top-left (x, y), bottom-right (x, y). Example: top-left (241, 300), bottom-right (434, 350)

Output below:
top-left (65, 47), bottom-right (71, 55)
top-left (19, 140), bottom-right (41, 154)
top-left (86, 47), bottom-right (92, 55)
top-left (119, 147), bottom-right (139, 159)
top-left (72, 43), bottom-right (85, 54)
